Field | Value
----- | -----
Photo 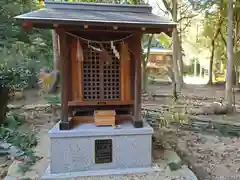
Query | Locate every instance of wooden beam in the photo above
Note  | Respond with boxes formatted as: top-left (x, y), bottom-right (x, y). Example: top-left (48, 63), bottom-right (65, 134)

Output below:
top-left (57, 29), bottom-right (72, 130)
top-left (22, 22), bottom-right (174, 34)
top-left (68, 100), bottom-right (133, 106)
top-left (129, 33), bottom-right (143, 128)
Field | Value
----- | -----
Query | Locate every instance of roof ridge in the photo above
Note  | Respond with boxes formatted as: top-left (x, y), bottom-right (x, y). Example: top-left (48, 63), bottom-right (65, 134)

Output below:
top-left (44, 0), bottom-right (152, 13)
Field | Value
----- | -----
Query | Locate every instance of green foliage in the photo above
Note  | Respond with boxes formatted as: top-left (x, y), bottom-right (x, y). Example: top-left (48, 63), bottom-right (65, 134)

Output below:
top-left (142, 34), bottom-right (164, 50)
top-left (143, 99), bottom-right (188, 130)
top-left (0, 0), bottom-right (53, 90)
top-left (0, 46), bottom-right (35, 89)
top-left (0, 111), bottom-right (37, 152)
top-left (0, 110), bottom-right (40, 174)
top-left (52, 0), bottom-right (145, 4)
top-left (161, 100), bottom-right (188, 127)
top-left (200, 0), bottom-right (240, 76)
top-left (4, 111), bottom-right (25, 129)
top-left (125, 0), bottom-right (145, 4)
top-left (0, 36), bottom-right (53, 90)
top-left (142, 34), bottom-right (165, 62)
top-left (0, 0), bottom-right (33, 48)
top-left (3, 130), bottom-right (38, 152)
top-left (157, 33), bottom-right (172, 49)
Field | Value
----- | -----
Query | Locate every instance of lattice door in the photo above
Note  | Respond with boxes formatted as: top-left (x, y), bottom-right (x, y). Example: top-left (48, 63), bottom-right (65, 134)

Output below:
top-left (82, 42), bottom-right (121, 101)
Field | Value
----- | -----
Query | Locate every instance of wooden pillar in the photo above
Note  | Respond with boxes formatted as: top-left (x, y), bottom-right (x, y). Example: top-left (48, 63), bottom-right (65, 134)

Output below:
top-left (120, 42), bottom-right (131, 102)
top-left (57, 29), bottom-right (72, 130)
top-left (130, 33), bottom-right (143, 128)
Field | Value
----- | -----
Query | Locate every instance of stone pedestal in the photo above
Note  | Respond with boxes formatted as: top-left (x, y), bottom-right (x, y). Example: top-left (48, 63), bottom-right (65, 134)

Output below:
top-left (42, 121), bottom-right (154, 179)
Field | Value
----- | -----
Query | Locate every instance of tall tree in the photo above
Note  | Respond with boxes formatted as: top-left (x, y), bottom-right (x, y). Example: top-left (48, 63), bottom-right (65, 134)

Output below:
top-left (198, 0), bottom-right (240, 86)
top-left (172, 0), bottom-right (181, 92)
top-left (225, 0), bottom-right (234, 112)
top-left (202, 0), bottom-right (228, 85)
top-left (207, 18), bottom-right (223, 85)
top-left (160, 0), bottom-right (202, 90)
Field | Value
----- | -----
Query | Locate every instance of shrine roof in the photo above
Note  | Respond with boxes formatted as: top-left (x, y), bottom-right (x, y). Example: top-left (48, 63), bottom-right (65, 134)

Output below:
top-left (15, 1), bottom-right (176, 32)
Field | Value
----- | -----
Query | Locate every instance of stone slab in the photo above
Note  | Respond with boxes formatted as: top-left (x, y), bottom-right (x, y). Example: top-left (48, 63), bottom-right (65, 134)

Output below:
top-left (41, 165), bottom-right (161, 180)
top-left (49, 120), bottom-right (153, 137)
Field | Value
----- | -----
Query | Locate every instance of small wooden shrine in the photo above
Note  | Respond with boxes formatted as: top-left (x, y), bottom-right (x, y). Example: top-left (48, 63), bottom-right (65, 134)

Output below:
top-left (16, 2), bottom-right (176, 178)
top-left (16, 1), bottom-right (175, 130)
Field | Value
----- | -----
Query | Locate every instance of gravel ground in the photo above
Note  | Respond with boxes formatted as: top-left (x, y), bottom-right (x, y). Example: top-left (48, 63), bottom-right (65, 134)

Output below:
top-left (158, 129), bottom-right (240, 180)
top-left (179, 132), bottom-right (240, 180)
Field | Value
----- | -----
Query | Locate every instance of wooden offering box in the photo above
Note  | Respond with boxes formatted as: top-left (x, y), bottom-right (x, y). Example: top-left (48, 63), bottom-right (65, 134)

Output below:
top-left (94, 110), bottom-right (116, 126)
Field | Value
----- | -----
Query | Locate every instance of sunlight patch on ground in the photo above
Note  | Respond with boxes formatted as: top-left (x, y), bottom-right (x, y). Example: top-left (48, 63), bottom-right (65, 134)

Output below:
top-left (183, 76), bottom-right (209, 85)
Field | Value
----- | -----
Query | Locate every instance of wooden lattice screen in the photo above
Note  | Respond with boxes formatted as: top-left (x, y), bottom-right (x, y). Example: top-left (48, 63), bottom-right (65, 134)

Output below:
top-left (82, 42), bottom-right (121, 101)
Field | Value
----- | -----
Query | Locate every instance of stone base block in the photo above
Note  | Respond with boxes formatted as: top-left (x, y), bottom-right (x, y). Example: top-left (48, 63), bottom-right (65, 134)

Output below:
top-left (46, 120), bottom-right (153, 176)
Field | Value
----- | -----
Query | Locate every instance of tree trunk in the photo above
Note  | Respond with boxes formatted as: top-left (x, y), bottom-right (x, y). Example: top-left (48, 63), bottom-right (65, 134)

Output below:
top-left (177, 36), bottom-right (184, 85)
top-left (52, 30), bottom-right (60, 71)
top-left (208, 40), bottom-right (215, 85)
top-left (194, 58), bottom-right (198, 77)
top-left (225, 0), bottom-right (234, 113)
top-left (235, 68), bottom-right (240, 88)
top-left (142, 34), bottom-right (153, 93)
top-left (233, 17), bottom-right (240, 88)
top-left (0, 87), bottom-right (9, 125)
top-left (232, 66), bottom-right (237, 85)
top-left (178, 0), bottom-right (184, 85)
top-left (172, 0), bottom-right (181, 92)
top-left (142, 62), bottom-right (148, 93)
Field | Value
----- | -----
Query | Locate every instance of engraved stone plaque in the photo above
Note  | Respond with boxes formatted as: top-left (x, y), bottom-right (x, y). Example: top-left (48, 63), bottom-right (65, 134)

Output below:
top-left (95, 139), bottom-right (112, 164)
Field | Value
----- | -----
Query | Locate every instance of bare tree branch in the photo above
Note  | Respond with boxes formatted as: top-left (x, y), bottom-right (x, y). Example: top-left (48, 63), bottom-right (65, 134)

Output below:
top-left (180, 19), bottom-right (192, 32)
top-left (162, 0), bottom-right (172, 16)
top-left (220, 30), bottom-right (227, 47)
top-left (234, 15), bottom-right (240, 45)
top-left (237, 37), bottom-right (240, 43)
top-left (213, 19), bottom-right (223, 40)
top-left (157, 3), bottom-right (168, 15)
top-left (177, 13), bottom-right (198, 23)
top-left (178, 3), bottom-right (188, 10)
top-left (180, 4), bottom-right (193, 15)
